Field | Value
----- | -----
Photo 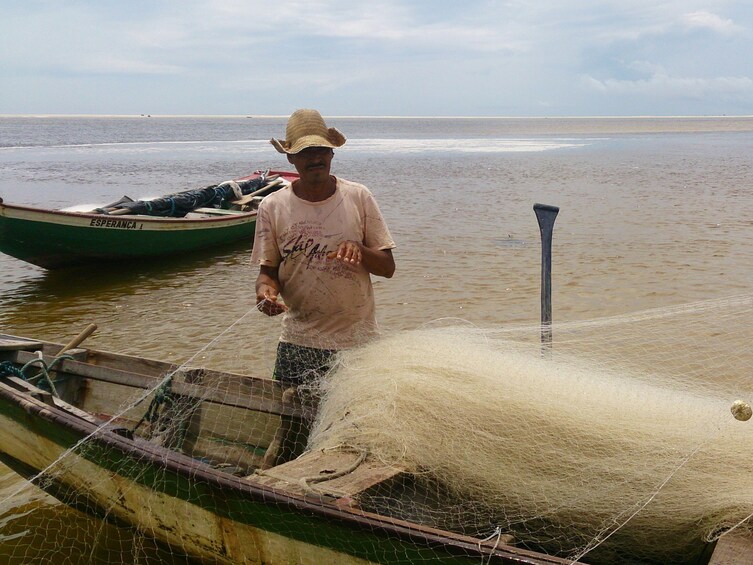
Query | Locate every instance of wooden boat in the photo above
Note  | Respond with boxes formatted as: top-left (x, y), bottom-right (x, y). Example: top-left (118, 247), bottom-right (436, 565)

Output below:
top-left (0, 331), bottom-right (582, 565)
top-left (0, 170), bottom-right (297, 269)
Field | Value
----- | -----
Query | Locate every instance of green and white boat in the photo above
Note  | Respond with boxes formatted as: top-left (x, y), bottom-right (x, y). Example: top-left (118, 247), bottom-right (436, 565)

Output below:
top-left (0, 171), bottom-right (296, 269)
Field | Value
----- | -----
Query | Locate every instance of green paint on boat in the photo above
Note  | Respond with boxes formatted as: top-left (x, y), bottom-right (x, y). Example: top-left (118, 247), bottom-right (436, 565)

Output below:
top-left (0, 205), bottom-right (257, 269)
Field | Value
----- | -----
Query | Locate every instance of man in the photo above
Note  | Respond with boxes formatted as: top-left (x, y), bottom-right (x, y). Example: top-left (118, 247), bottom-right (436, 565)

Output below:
top-left (252, 109), bottom-right (395, 465)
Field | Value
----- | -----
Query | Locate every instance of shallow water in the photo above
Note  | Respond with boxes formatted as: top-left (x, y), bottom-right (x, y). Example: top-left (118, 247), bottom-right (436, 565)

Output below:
top-left (2, 115), bottom-right (753, 563)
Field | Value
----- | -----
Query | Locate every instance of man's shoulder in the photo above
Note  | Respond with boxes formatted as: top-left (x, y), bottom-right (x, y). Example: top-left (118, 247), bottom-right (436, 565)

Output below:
top-left (336, 177), bottom-right (372, 197)
top-left (258, 185), bottom-right (292, 208)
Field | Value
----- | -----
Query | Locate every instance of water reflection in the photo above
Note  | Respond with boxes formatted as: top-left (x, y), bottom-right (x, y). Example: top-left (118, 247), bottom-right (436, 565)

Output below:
top-left (0, 239), bottom-right (272, 364)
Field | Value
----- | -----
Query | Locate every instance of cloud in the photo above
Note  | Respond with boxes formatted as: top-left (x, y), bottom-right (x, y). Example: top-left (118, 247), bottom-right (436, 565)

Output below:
top-left (568, 5), bottom-right (746, 45)
top-left (584, 65), bottom-right (753, 100)
top-left (118, 1), bottom-right (526, 55)
top-left (3, 0), bottom-right (753, 115)
top-left (681, 11), bottom-right (743, 35)
top-left (68, 58), bottom-right (185, 76)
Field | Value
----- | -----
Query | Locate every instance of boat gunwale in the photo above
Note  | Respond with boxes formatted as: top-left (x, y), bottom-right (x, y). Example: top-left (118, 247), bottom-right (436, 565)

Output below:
top-left (0, 200), bottom-right (259, 226)
top-left (0, 169), bottom-right (300, 227)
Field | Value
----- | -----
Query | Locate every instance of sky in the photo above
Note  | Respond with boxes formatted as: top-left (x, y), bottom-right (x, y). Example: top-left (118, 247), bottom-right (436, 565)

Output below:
top-left (2, 0), bottom-right (753, 117)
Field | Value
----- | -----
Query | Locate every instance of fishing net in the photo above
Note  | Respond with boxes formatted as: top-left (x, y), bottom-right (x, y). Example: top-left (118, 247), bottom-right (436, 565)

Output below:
top-left (310, 297), bottom-right (753, 564)
top-left (2, 295), bottom-right (753, 564)
top-left (95, 170), bottom-right (280, 217)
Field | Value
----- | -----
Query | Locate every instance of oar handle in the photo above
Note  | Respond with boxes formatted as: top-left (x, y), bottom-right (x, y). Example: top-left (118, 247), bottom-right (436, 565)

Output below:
top-left (59, 324), bottom-right (97, 354)
top-left (230, 178), bottom-right (285, 205)
top-left (533, 203), bottom-right (559, 353)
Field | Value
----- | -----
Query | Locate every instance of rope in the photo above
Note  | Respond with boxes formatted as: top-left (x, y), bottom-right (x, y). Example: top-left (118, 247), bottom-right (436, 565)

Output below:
top-left (0, 361), bottom-right (25, 379)
top-left (131, 375), bottom-right (174, 435)
top-left (299, 450), bottom-right (369, 497)
top-left (0, 353), bottom-right (74, 398)
top-left (479, 526), bottom-right (504, 564)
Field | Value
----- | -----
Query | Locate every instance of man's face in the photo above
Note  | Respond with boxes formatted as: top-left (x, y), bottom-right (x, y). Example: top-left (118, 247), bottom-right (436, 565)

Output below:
top-left (287, 146), bottom-right (334, 183)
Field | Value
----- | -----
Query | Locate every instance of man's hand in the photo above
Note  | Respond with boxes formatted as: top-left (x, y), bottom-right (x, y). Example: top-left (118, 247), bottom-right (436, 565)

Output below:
top-left (256, 285), bottom-right (288, 316)
top-left (256, 265), bottom-right (287, 316)
top-left (327, 240), bottom-right (362, 266)
top-left (327, 241), bottom-right (395, 278)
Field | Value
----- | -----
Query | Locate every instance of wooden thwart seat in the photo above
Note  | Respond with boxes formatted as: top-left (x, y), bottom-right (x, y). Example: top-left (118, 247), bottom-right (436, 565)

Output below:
top-left (249, 448), bottom-right (404, 501)
top-left (190, 207), bottom-right (246, 216)
top-left (0, 338), bottom-right (44, 351)
top-left (0, 376), bottom-right (100, 425)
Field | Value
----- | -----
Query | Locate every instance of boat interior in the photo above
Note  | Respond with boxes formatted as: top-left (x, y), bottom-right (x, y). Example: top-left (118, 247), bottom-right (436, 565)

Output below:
top-left (0, 335), bottom-right (406, 510)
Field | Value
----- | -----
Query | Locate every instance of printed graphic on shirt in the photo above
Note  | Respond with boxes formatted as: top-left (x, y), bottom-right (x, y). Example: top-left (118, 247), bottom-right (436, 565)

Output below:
top-left (280, 220), bottom-right (356, 279)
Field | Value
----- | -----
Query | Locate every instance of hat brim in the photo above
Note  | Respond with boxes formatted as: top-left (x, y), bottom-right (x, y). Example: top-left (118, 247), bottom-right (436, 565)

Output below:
top-left (270, 128), bottom-right (346, 154)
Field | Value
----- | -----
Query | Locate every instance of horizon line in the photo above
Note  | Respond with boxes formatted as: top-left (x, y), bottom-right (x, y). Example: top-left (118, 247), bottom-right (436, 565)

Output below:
top-left (2, 113), bottom-right (753, 120)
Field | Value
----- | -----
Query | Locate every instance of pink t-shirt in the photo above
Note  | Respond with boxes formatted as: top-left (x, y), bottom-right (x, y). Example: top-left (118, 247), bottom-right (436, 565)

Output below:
top-left (251, 177), bottom-right (395, 349)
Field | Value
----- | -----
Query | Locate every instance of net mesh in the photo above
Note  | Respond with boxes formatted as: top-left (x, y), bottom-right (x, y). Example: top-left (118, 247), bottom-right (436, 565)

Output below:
top-left (2, 295), bottom-right (753, 564)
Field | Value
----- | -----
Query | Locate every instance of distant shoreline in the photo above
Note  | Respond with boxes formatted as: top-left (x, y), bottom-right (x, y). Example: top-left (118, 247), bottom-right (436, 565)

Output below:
top-left (2, 114), bottom-right (753, 120)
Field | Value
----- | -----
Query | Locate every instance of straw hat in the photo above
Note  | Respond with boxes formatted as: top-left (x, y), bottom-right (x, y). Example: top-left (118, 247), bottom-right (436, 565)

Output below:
top-left (271, 109), bottom-right (346, 154)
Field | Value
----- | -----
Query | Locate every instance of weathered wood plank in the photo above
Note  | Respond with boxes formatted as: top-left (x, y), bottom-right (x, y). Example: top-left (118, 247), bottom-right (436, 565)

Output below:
top-left (249, 449), bottom-right (405, 500)
top-left (189, 401), bottom-right (280, 448)
top-left (5, 350), bottom-right (301, 418)
top-left (707, 533), bottom-right (753, 564)
top-left (75, 377), bottom-right (152, 423)
top-left (2, 377), bottom-right (101, 425)
top-left (191, 207), bottom-right (246, 215)
top-left (0, 338), bottom-right (44, 351)
top-left (184, 436), bottom-right (265, 475)
top-left (3, 370), bottom-right (273, 474)
top-left (0, 337), bottom-right (297, 474)
top-left (0, 333), bottom-right (282, 401)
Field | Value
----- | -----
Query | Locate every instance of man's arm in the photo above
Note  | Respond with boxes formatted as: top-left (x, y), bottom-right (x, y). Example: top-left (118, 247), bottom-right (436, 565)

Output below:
top-left (255, 264), bottom-right (288, 316)
top-left (328, 242), bottom-right (395, 278)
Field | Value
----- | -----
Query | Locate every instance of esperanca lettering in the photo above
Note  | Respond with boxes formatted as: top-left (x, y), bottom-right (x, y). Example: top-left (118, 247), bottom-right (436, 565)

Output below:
top-left (89, 218), bottom-right (143, 230)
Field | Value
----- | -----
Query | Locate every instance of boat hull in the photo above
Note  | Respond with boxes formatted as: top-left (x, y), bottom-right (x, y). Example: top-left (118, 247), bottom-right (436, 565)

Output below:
top-left (0, 171), bottom-right (298, 269)
top-left (0, 204), bottom-right (257, 269)
top-left (0, 338), bottom-right (573, 565)
top-left (0, 386), bottom-right (552, 565)
top-left (0, 398), bottom-right (377, 564)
